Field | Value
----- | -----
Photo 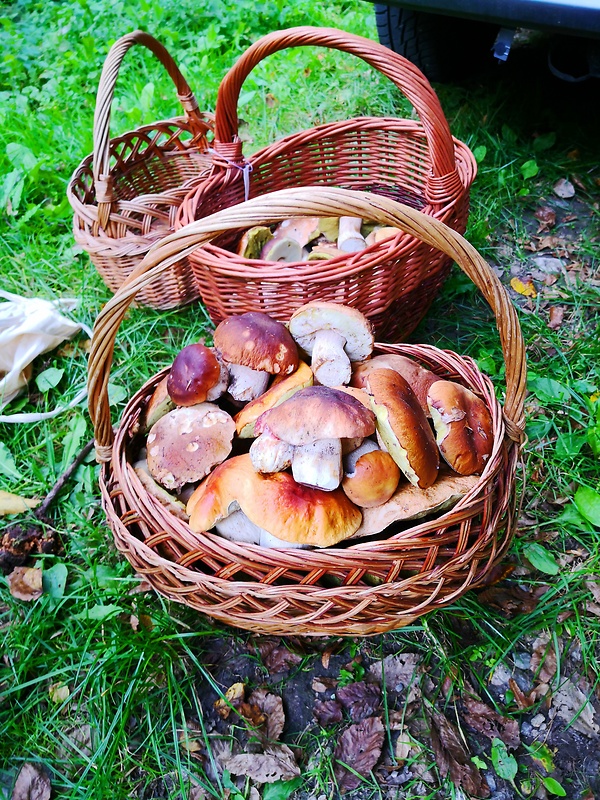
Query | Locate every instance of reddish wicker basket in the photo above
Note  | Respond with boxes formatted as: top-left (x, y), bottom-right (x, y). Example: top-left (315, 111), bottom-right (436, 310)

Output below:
top-left (88, 188), bottom-right (526, 636)
top-left (67, 30), bottom-right (213, 310)
top-left (176, 26), bottom-right (477, 341)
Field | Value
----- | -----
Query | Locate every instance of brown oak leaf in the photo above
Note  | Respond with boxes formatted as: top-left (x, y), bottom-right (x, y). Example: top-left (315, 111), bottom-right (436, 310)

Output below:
top-left (429, 710), bottom-right (490, 798)
top-left (10, 763), bottom-right (51, 800)
top-left (336, 681), bottom-right (381, 722)
top-left (254, 638), bottom-right (302, 673)
top-left (313, 699), bottom-right (343, 727)
top-left (226, 743), bottom-right (300, 784)
top-left (369, 653), bottom-right (421, 702)
top-left (333, 716), bottom-right (385, 791)
top-left (462, 698), bottom-right (520, 749)
top-left (247, 688), bottom-right (285, 741)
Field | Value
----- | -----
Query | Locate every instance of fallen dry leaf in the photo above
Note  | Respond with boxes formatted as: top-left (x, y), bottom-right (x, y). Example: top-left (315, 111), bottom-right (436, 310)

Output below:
top-left (553, 178), bottom-right (575, 199)
top-left (585, 577), bottom-right (600, 604)
top-left (314, 699), bottom-right (343, 726)
top-left (548, 306), bottom-right (565, 330)
top-left (462, 698), bottom-right (520, 749)
top-left (7, 566), bottom-right (43, 601)
top-left (11, 762), bottom-right (51, 800)
top-left (477, 582), bottom-right (548, 616)
top-left (226, 743), bottom-right (300, 784)
top-left (247, 688), bottom-right (285, 741)
top-left (394, 727), bottom-right (414, 762)
top-left (333, 716), bottom-right (385, 791)
top-left (530, 633), bottom-right (557, 684)
top-left (510, 277), bottom-right (537, 298)
top-left (534, 206), bottom-right (556, 232)
top-left (429, 710), bottom-right (489, 798)
top-left (509, 678), bottom-right (535, 710)
top-left (369, 653), bottom-right (421, 703)
top-left (0, 489), bottom-right (40, 516)
top-left (214, 682), bottom-right (246, 719)
top-left (551, 679), bottom-right (599, 737)
top-left (49, 682), bottom-right (70, 704)
top-left (254, 638), bottom-right (302, 673)
top-left (336, 681), bottom-right (380, 722)
top-left (312, 676), bottom-right (338, 694)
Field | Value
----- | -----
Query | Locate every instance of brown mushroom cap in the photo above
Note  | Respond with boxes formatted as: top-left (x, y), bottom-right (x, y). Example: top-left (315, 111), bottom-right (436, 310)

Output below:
top-left (427, 380), bottom-right (494, 475)
top-left (342, 447), bottom-right (401, 508)
top-left (288, 301), bottom-right (374, 362)
top-left (187, 454), bottom-right (362, 547)
top-left (351, 354), bottom-right (439, 415)
top-left (167, 344), bottom-right (223, 406)
top-left (254, 385), bottom-right (376, 447)
top-left (234, 361), bottom-right (313, 438)
top-left (365, 369), bottom-right (439, 489)
top-left (214, 312), bottom-right (299, 375)
top-left (146, 403), bottom-right (235, 490)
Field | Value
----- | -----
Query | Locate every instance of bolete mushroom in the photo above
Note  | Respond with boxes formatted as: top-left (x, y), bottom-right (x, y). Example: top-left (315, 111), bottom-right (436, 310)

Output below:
top-left (365, 369), bottom-right (439, 489)
top-left (427, 380), bottom-right (494, 475)
top-left (237, 226), bottom-right (273, 259)
top-left (214, 312), bottom-right (299, 403)
top-left (142, 374), bottom-right (175, 431)
top-left (167, 343), bottom-right (228, 406)
top-left (234, 361), bottom-right (313, 438)
top-left (187, 454), bottom-right (362, 548)
top-left (342, 440), bottom-right (401, 508)
top-left (288, 301), bottom-right (374, 387)
top-left (252, 385), bottom-right (376, 491)
top-left (351, 354), bottom-right (439, 416)
top-left (146, 403), bottom-right (235, 490)
top-left (337, 216), bottom-right (367, 252)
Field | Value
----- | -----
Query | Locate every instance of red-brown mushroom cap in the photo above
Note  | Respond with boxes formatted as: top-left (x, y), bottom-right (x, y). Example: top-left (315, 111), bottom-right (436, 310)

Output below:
top-left (427, 380), bottom-right (494, 475)
top-left (167, 344), bottom-right (225, 406)
top-left (365, 369), bottom-right (439, 489)
top-left (187, 454), bottom-right (362, 547)
top-left (254, 386), bottom-right (376, 446)
top-left (351, 354), bottom-right (439, 415)
top-left (213, 312), bottom-right (299, 375)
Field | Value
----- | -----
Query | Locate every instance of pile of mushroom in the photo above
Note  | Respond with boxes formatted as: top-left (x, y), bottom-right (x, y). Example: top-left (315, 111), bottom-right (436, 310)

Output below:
top-left (135, 302), bottom-right (494, 549)
top-left (234, 216), bottom-right (404, 263)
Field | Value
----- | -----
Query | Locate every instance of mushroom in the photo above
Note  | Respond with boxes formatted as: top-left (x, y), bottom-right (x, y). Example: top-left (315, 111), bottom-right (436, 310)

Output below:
top-left (237, 226), bottom-right (273, 259)
top-left (350, 469), bottom-right (479, 538)
top-left (275, 217), bottom-right (321, 247)
top-left (337, 216), bottom-right (367, 252)
top-left (167, 343), bottom-right (228, 406)
top-left (288, 301), bottom-right (374, 387)
top-left (306, 245), bottom-right (346, 261)
top-left (351, 354), bottom-right (439, 416)
top-left (342, 440), bottom-right (401, 508)
top-left (364, 369), bottom-right (439, 489)
top-left (234, 361), bottom-right (313, 438)
top-left (214, 312), bottom-right (299, 403)
top-left (427, 381), bottom-right (494, 475)
top-left (142, 374), bottom-right (175, 431)
top-left (187, 454), bottom-right (362, 548)
top-left (261, 236), bottom-right (303, 262)
top-left (146, 403), bottom-right (235, 490)
top-left (252, 385), bottom-right (376, 491)
top-left (365, 226), bottom-right (402, 246)
top-left (131, 458), bottom-right (189, 521)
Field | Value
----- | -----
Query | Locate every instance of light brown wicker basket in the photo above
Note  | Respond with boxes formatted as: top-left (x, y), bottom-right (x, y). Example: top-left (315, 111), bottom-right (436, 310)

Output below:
top-left (88, 187), bottom-right (526, 636)
top-left (67, 30), bottom-right (213, 310)
top-left (176, 26), bottom-right (477, 341)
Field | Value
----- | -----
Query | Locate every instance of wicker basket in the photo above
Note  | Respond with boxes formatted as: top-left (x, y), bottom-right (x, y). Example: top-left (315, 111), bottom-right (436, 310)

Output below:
top-left (176, 26), bottom-right (477, 341)
top-left (67, 30), bottom-right (214, 310)
top-left (88, 187), bottom-right (526, 637)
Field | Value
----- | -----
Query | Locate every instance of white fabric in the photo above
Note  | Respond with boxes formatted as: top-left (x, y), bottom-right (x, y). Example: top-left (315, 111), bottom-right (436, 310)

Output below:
top-left (0, 290), bottom-right (92, 422)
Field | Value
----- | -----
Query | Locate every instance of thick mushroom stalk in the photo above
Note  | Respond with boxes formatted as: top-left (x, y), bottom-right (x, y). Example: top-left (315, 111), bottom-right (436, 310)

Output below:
top-left (227, 362), bottom-right (270, 403)
top-left (250, 431), bottom-right (294, 473)
top-left (310, 329), bottom-right (351, 387)
top-left (338, 217), bottom-right (366, 253)
top-left (291, 438), bottom-right (343, 491)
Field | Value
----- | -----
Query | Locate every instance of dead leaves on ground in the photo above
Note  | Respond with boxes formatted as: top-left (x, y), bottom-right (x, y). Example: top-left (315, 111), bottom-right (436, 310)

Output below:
top-left (333, 716), bottom-right (385, 790)
top-left (10, 763), bottom-right (51, 800)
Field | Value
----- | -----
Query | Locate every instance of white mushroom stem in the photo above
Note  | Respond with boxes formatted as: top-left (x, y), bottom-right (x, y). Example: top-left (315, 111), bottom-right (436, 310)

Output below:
top-left (343, 439), bottom-right (379, 477)
top-left (215, 508), bottom-right (309, 549)
top-left (206, 354), bottom-right (230, 401)
top-left (338, 216), bottom-right (366, 253)
top-left (292, 438), bottom-right (343, 491)
top-left (250, 431), bottom-right (294, 473)
top-left (227, 363), bottom-right (270, 402)
top-left (310, 329), bottom-right (351, 387)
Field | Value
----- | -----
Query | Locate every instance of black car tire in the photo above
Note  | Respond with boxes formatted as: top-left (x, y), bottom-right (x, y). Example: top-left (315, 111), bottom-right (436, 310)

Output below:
top-left (375, 4), bottom-right (499, 82)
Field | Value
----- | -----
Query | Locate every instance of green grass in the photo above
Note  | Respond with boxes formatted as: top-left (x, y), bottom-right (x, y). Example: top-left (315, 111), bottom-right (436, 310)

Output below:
top-left (1, 0), bottom-right (600, 798)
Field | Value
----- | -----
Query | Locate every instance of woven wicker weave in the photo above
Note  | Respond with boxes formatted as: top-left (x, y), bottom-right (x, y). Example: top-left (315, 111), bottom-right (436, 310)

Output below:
top-left (177, 26), bottom-right (477, 341)
top-left (67, 30), bottom-right (213, 310)
top-left (88, 187), bottom-right (526, 636)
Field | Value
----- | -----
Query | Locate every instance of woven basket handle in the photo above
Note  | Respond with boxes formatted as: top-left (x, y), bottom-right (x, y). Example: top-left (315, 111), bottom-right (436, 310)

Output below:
top-left (88, 187), bottom-right (526, 459)
top-left (212, 26), bottom-right (462, 205)
top-left (92, 30), bottom-right (212, 230)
